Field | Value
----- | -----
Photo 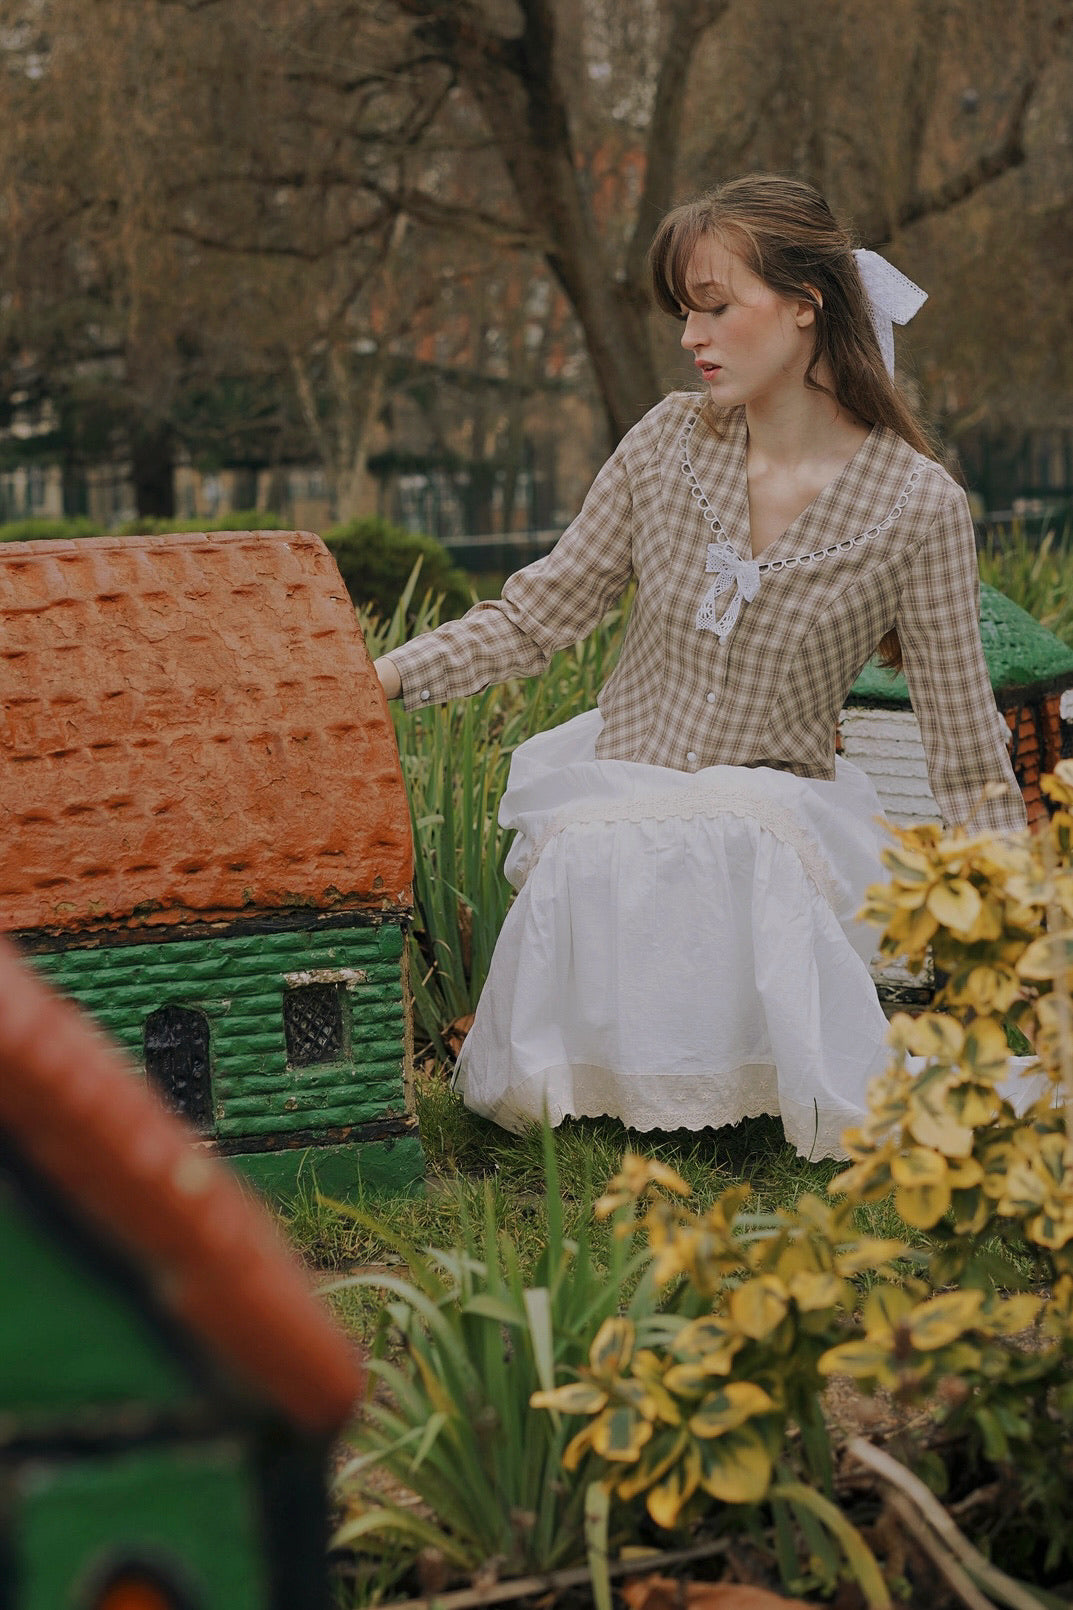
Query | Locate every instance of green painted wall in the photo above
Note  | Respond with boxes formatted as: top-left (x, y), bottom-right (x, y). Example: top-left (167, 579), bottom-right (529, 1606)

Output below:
top-left (31, 922), bottom-right (407, 1141)
top-left (13, 1439), bottom-right (267, 1610)
top-left (0, 1179), bottom-right (191, 1420)
top-left (230, 1135), bottom-right (425, 1202)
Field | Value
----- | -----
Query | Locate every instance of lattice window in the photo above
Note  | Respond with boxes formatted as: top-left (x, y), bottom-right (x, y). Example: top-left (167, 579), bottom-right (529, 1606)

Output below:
top-left (283, 984), bottom-right (345, 1067)
top-left (143, 1005), bottom-right (213, 1134)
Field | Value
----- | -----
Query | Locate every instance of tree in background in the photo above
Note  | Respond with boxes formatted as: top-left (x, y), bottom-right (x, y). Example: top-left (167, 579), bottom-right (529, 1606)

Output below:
top-left (1, 0), bottom-right (1071, 519)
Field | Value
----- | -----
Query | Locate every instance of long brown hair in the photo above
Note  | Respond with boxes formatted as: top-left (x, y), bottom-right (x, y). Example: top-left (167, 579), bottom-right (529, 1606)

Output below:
top-left (649, 173), bottom-right (937, 670)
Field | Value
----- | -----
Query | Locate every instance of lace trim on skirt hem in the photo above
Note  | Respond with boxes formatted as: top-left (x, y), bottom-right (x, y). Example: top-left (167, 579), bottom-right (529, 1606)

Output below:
top-left (453, 1058), bottom-right (856, 1162)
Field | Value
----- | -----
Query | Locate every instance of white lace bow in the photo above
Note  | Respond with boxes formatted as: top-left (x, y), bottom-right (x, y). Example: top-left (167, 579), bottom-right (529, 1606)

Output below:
top-left (853, 248), bottom-right (928, 376)
top-left (695, 541), bottom-right (761, 639)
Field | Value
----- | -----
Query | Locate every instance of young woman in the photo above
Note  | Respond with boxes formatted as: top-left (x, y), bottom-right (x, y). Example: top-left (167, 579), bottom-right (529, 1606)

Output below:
top-left (375, 174), bottom-right (1026, 1159)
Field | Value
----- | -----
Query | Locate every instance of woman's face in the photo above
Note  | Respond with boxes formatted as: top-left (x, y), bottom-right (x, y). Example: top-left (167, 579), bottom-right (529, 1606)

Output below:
top-left (678, 235), bottom-right (816, 409)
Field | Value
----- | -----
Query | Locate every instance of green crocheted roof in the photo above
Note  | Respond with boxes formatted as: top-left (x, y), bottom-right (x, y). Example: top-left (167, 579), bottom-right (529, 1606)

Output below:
top-left (848, 583), bottom-right (1073, 708)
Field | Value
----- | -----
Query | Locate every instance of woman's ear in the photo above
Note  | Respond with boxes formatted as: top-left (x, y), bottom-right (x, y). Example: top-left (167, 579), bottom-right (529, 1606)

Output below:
top-left (794, 286), bottom-right (823, 327)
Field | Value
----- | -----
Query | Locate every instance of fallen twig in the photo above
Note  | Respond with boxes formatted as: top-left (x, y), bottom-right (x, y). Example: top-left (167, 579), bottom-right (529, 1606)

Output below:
top-left (886, 1492), bottom-right (998, 1610)
top-left (846, 1437), bottom-right (1055, 1610)
top-left (332, 1538), bottom-right (732, 1609)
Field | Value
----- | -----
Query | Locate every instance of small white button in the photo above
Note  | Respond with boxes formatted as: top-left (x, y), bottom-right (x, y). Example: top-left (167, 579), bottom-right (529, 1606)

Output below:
top-left (706, 692), bottom-right (716, 704)
top-left (420, 689), bottom-right (431, 701)
top-left (686, 751), bottom-right (698, 763)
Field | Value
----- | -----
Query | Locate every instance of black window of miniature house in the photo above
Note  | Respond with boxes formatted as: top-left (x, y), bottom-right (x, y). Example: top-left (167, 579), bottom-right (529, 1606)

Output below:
top-left (283, 984), bottom-right (346, 1066)
top-left (143, 1005), bottom-right (213, 1134)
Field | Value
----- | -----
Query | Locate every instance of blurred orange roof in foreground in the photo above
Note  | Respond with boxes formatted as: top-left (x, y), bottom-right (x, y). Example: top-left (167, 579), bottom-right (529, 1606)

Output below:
top-left (0, 531), bottom-right (412, 936)
top-left (0, 935), bottom-right (363, 1433)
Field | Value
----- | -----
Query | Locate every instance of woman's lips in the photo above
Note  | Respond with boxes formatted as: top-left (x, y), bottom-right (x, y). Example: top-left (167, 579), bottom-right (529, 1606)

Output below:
top-left (696, 361), bottom-right (721, 379)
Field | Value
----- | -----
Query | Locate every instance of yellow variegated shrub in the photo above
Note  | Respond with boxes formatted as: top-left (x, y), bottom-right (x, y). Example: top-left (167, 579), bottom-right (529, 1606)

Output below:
top-left (532, 769), bottom-right (1073, 1595)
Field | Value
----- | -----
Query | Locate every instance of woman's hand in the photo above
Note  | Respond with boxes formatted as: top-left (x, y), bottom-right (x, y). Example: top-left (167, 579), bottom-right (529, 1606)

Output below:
top-left (374, 656), bottom-right (402, 701)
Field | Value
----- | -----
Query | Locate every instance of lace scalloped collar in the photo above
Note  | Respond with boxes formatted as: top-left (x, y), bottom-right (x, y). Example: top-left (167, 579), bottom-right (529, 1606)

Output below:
top-left (679, 409), bottom-right (925, 640)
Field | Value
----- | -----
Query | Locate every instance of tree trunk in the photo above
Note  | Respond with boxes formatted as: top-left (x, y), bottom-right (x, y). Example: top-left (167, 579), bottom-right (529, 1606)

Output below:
top-left (129, 423), bottom-right (175, 519)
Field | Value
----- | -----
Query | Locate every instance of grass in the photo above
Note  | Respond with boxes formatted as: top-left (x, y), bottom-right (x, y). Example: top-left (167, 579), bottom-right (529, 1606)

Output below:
top-left (979, 520), bottom-right (1073, 646)
top-left (280, 1063), bottom-right (928, 1343)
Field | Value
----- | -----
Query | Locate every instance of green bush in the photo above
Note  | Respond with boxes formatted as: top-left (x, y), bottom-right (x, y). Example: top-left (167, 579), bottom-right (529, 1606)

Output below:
top-left (0, 516), bottom-right (106, 543)
top-left (116, 509), bottom-right (290, 536)
top-left (0, 510), bottom-right (291, 544)
top-left (325, 516), bottom-right (471, 624)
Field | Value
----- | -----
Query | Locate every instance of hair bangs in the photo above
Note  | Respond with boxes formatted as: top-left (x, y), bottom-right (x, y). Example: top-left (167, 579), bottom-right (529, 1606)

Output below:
top-left (649, 204), bottom-right (715, 317)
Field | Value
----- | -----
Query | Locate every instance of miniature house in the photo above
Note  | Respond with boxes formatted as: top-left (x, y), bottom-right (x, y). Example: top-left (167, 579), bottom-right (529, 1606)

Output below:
top-left (841, 582), bottom-right (1073, 828)
top-left (840, 582), bottom-right (1073, 1002)
top-left (0, 934), bottom-right (363, 1609)
top-left (0, 530), bottom-right (420, 1199)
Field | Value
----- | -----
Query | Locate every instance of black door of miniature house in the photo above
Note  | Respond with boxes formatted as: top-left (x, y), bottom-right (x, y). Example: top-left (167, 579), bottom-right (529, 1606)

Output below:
top-left (0, 529), bottom-right (420, 1199)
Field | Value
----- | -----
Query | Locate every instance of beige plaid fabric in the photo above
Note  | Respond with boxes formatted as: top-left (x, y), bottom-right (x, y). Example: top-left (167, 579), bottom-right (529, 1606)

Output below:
top-left (385, 392), bottom-right (1025, 835)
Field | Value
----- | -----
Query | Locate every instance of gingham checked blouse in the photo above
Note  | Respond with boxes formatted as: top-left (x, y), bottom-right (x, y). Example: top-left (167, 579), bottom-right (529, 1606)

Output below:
top-left (385, 392), bottom-right (1026, 835)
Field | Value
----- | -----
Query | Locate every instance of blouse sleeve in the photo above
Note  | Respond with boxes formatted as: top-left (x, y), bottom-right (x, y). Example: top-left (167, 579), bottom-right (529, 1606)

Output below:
top-left (382, 431), bottom-right (636, 712)
top-left (896, 487), bottom-right (1026, 835)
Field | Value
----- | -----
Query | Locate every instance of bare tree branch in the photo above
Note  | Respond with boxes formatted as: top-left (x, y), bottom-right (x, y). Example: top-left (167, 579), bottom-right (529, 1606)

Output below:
top-left (624, 0), bottom-right (731, 290)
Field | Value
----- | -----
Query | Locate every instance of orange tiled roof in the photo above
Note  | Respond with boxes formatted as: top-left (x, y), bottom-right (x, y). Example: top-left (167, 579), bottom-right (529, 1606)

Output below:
top-left (0, 531), bottom-right (412, 935)
top-left (0, 935), bottom-right (363, 1433)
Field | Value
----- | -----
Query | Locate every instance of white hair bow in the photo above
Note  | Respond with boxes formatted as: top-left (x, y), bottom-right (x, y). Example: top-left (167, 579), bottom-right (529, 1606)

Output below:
top-left (853, 248), bottom-right (928, 376)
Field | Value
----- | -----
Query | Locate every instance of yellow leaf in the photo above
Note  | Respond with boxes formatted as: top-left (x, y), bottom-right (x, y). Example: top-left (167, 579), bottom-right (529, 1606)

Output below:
top-left (562, 1424), bottom-right (595, 1472)
top-left (905, 1013), bottom-right (964, 1061)
top-left (962, 1016), bottom-right (1014, 1077)
top-left (616, 1429), bottom-right (689, 1501)
top-left (956, 965), bottom-right (1023, 1013)
top-left (644, 1450), bottom-right (701, 1529)
top-left (950, 1082), bottom-right (1001, 1129)
top-left (787, 1269), bottom-right (845, 1310)
top-left (831, 1156), bottom-right (893, 1203)
top-left (588, 1317), bottom-right (634, 1377)
top-left (1025, 1208), bottom-right (1073, 1251)
top-left (950, 1187), bottom-right (990, 1235)
top-left (818, 1339), bottom-right (897, 1389)
top-left (907, 1289), bottom-right (985, 1350)
top-left (927, 878), bottom-right (983, 933)
top-left (891, 1147), bottom-right (948, 1187)
top-left (906, 1105), bottom-right (974, 1159)
top-left (895, 1178), bottom-right (952, 1228)
top-left (945, 1156), bottom-right (984, 1189)
top-left (885, 902), bottom-right (939, 951)
top-left (1043, 762), bottom-right (1073, 804)
top-left (881, 846), bottom-right (934, 882)
top-left (863, 1284), bottom-right (915, 1335)
top-left (673, 1316), bottom-right (732, 1357)
top-left (688, 1382), bottom-right (776, 1438)
top-left (983, 1293), bottom-right (1041, 1336)
top-left (728, 1276), bottom-right (790, 1340)
top-left (530, 1382), bottom-right (608, 1415)
top-left (835, 1238), bottom-right (908, 1275)
top-left (696, 1425), bottom-right (774, 1504)
top-left (1019, 931), bottom-right (1073, 981)
top-left (663, 1361), bottom-right (709, 1395)
top-left (590, 1404), bottom-right (653, 1462)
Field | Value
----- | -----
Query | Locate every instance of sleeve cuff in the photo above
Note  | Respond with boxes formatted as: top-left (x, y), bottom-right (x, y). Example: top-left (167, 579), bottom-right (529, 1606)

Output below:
top-left (381, 641), bottom-right (448, 712)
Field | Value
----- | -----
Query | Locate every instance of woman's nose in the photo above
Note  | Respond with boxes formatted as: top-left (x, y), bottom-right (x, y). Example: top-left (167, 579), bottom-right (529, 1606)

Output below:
top-left (680, 311), bottom-right (702, 350)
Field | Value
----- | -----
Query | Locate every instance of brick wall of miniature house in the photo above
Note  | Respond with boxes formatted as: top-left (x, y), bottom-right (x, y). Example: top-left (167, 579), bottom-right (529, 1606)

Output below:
top-left (30, 922), bottom-right (407, 1143)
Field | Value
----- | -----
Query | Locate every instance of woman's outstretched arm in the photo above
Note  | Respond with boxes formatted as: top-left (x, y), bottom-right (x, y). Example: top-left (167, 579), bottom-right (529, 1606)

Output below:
top-left (897, 486), bottom-right (1027, 836)
top-left (372, 398), bottom-right (670, 711)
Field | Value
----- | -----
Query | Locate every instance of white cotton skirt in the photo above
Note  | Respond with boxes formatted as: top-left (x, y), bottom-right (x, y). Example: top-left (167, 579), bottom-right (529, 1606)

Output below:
top-left (453, 709), bottom-right (896, 1161)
